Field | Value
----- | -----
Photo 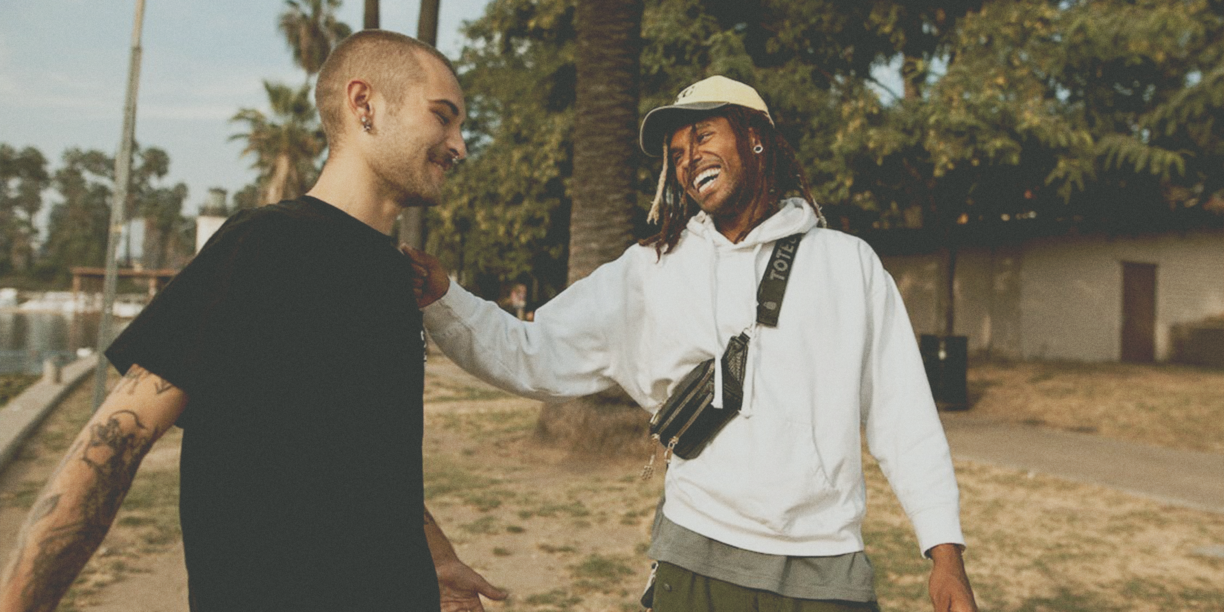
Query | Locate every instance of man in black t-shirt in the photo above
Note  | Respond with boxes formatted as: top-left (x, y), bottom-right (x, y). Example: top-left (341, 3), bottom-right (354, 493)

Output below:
top-left (0, 31), bottom-right (506, 612)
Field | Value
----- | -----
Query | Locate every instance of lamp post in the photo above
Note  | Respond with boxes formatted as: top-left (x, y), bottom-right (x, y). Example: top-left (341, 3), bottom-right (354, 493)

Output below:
top-left (92, 0), bottom-right (147, 410)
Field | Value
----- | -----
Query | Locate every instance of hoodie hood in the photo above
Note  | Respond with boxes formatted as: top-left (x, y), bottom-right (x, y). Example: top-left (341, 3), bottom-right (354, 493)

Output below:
top-left (686, 197), bottom-right (819, 249)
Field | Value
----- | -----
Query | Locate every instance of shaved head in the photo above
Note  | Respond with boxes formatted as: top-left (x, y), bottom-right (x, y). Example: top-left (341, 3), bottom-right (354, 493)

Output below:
top-left (315, 30), bottom-right (456, 152)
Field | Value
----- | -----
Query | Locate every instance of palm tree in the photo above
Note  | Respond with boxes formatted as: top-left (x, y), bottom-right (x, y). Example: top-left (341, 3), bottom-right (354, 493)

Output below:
top-left (230, 82), bottom-right (326, 205)
top-left (398, 0), bottom-right (441, 250)
top-left (535, 0), bottom-right (646, 455)
top-left (278, 0), bottom-right (353, 78)
top-left (565, 0), bottom-right (642, 283)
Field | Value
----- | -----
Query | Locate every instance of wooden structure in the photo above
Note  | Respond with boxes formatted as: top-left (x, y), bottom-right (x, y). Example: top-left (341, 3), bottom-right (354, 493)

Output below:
top-left (70, 267), bottom-right (179, 301)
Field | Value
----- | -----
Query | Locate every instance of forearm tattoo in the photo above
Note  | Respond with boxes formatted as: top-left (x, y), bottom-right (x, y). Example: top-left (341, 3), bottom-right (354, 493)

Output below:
top-left (113, 366), bottom-right (175, 396)
top-left (12, 410), bottom-right (161, 611)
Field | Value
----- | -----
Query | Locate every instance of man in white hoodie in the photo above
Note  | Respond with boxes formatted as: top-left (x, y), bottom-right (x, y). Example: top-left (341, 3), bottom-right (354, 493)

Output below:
top-left (410, 76), bottom-right (978, 612)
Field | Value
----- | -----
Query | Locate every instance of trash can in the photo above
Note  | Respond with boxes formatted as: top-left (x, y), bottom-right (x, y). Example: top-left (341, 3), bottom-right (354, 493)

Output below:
top-left (919, 334), bottom-right (968, 410)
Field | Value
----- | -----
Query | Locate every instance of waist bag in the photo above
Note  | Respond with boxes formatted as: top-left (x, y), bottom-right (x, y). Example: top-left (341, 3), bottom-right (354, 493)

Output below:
top-left (641, 233), bottom-right (802, 478)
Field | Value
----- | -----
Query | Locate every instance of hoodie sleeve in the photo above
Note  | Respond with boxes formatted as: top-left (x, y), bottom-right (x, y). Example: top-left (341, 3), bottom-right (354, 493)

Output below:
top-left (422, 249), bottom-right (640, 403)
top-left (859, 247), bottom-right (966, 556)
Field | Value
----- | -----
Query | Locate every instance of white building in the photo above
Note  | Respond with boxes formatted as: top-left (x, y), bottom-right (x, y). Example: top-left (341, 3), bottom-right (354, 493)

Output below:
top-left (873, 224), bottom-right (1224, 364)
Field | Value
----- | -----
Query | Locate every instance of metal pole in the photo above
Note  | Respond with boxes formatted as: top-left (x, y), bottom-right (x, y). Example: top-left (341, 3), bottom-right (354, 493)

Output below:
top-left (92, 0), bottom-right (147, 410)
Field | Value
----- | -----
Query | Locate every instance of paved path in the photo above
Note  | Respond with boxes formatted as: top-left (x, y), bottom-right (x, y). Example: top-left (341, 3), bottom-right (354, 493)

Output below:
top-left (940, 412), bottom-right (1224, 514)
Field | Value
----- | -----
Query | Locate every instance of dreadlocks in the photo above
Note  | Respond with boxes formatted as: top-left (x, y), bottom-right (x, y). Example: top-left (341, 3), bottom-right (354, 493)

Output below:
top-left (640, 107), bottom-right (826, 256)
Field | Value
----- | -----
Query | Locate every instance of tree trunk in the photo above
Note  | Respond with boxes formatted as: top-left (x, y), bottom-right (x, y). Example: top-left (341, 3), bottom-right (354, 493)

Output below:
top-left (902, 54), bottom-right (925, 100)
top-left (536, 0), bottom-right (647, 457)
top-left (397, 0), bottom-right (440, 250)
top-left (565, 0), bottom-right (641, 284)
top-left (363, 0), bottom-right (379, 29)
top-left (944, 241), bottom-right (958, 337)
top-left (142, 216), bottom-right (164, 270)
top-left (264, 154), bottom-right (291, 205)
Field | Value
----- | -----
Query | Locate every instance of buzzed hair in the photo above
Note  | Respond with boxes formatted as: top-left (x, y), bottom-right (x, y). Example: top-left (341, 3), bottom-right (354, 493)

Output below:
top-left (315, 30), bottom-right (456, 151)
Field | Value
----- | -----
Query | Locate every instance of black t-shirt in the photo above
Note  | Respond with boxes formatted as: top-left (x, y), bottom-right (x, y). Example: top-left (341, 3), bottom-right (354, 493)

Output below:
top-left (106, 197), bottom-right (438, 611)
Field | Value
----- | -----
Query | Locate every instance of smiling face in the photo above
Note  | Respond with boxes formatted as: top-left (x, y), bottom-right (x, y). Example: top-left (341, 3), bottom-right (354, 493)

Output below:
top-left (367, 52), bottom-right (467, 207)
top-left (669, 115), bottom-right (762, 237)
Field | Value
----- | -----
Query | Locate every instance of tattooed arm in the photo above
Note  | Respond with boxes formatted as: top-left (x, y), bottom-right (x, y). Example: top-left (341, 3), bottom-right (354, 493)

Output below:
top-left (0, 364), bottom-right (187, 612)
top-left (424, 505), bottom-right (507, 612)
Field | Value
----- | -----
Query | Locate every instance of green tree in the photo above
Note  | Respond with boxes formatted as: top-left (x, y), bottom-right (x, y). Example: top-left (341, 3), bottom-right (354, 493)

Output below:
top-left (436, 0), bottom-right (916, 299)
top-left (442, 0), bottom-right (1224, 343)
top-left (0, 145), bottom-right (50, 276)
top-left (38, 146), bottom-right (190, 281)
top-left (429, 0), bottom-right (578, 299)
top-left (231, 82), bottom-right (326, 205)
top-left (279, 0), bottom-right (353, 78)
top-left (128, 147), bottom-right (190, 269)
top-left (41, 149), bottom-right (114, 279)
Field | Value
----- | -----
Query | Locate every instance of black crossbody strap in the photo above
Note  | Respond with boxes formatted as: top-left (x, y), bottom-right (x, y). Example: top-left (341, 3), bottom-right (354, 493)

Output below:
top-left (756, 233), bottom-right (803, 327)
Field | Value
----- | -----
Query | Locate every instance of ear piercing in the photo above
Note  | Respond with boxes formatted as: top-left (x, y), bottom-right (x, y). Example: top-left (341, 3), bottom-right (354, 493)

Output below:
top-left (753, 144), bottom-right (763, 154)
top-left (361, 116), bottom-right (372, 133)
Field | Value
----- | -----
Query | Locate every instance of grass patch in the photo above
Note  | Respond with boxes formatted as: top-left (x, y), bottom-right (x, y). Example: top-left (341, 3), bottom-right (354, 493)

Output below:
top-left (518, 500), bottom-right (590, 520)
top-left (0, 373), bottom-right (39, 406)
top-left (570, 554), bottom-right (635, 594)
top-left (432, 407), bottom-right (537, 436)
top-left (522, 588), bottom-right (583, 610)
top-left (423, 378), bottom-right (514, 404)
top-left (969, 360), bottom-right (1224, 453)
top-left (538, 543), bottom-right (578, 554)
top-left (423, 462), bottom-right (500, 498)
top-left (460, 515), bottom-right (501, 535)
top-left (462, 490), bottom-right (513, 511)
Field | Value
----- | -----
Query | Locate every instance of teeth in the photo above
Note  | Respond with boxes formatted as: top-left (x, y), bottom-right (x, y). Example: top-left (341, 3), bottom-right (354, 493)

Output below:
top-left (693, 168), bottom-right (721, 192)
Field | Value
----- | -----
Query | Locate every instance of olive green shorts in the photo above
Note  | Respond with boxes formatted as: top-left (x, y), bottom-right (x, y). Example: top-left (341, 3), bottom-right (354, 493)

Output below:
top-left (650, 562), bottom-right (881, 612)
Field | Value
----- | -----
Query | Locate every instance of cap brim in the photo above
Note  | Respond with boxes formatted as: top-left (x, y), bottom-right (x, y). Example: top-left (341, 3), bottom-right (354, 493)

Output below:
top-left (638, 102), bottom-right (730, 157)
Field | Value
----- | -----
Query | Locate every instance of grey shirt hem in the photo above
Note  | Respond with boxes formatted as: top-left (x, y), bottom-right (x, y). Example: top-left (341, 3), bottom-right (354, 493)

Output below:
top-left (649, 508), bottom-right (877, 603)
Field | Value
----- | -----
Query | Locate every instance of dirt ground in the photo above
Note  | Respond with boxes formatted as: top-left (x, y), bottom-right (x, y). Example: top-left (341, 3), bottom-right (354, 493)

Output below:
top-left (966, 360), bottom-right (1224, 453)
top-left (0, 360), bottom-right (1221, 611)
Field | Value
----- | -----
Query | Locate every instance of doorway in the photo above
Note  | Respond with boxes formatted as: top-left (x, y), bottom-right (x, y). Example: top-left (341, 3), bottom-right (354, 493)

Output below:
top-left (1121, 262), bottom-right (1157, 363)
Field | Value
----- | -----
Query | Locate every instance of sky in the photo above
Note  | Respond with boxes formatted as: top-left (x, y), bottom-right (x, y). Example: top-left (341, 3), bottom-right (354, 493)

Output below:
top-left (0, 0), bottom-right (491, 217)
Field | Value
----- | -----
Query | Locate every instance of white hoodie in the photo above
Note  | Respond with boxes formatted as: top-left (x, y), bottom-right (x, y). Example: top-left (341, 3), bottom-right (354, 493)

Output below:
top-left (423, 198), bottom-right (964, 556)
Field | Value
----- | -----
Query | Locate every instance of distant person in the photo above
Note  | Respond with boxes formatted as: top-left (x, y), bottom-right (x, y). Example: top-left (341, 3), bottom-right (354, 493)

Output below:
top-left (0, 31), bottom-right (506, 612)
top-left (408, 76), bottom-right (978, 612)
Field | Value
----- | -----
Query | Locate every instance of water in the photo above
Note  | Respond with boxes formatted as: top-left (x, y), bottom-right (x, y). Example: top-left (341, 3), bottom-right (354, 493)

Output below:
top-left (0, 310), bottom-right (103, 374)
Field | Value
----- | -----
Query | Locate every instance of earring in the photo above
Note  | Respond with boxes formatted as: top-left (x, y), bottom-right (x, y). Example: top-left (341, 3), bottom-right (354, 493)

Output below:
top-left (361, 116), bottom-right (372, 133)
top-left (753, 144), bottom-right (763, 154)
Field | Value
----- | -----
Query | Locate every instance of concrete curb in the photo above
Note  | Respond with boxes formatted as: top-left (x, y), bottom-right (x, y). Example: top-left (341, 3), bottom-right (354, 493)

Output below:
top-left (0, 355), bottom-right (100, 474)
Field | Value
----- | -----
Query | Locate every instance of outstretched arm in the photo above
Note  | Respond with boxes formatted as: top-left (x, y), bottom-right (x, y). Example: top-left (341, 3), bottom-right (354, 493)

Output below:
top-left (424, 505), bottom-right (508, 612)
top-left (927, 544), bottom-right (978, 612)
top-left (0, 365), bottom-right (187, 612)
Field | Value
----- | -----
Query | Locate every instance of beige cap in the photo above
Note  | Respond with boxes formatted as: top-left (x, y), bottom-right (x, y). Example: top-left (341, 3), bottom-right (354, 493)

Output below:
top-left (638, 75), bottom-right (773, 157)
